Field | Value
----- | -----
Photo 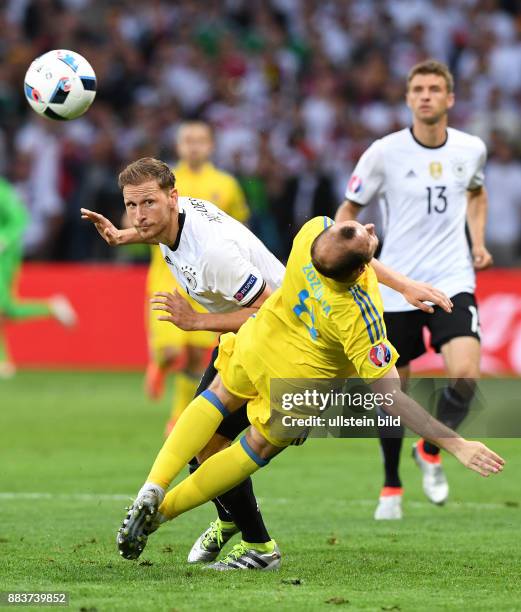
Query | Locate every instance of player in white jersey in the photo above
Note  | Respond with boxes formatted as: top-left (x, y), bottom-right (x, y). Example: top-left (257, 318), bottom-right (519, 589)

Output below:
top-left (82, 157), bottom-right (454, 566)
top-left (336, 60), bottom-right (493, 519)
top-left (81, 157), bottom-right (285, 568)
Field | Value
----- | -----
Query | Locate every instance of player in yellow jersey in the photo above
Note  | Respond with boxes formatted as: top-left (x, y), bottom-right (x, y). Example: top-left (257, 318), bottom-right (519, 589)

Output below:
top-left (146, 120), bottom-right (249, 434)
top-left (118, 216), bottom-right (504, 569)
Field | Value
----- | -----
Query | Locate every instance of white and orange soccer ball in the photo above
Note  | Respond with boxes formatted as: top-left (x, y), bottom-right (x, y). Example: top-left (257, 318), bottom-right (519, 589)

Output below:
top-left (24, 49), bottom-right (96, 121)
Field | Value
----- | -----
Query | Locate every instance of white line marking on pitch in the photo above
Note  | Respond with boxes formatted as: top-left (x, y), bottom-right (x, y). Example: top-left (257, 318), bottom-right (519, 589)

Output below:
top-left (0, 492), bottom-right (131, 501)
top-left (0, 492), bottom-right (517, 510)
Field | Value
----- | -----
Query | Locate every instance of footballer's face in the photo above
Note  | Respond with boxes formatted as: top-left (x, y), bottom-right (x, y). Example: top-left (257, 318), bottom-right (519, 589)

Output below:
top-left (123, 180), bottom-right (178, 241)
top-left (176, 123), bottom-right (214, 168)
top-left (406, 73), bottom-right (454, 125)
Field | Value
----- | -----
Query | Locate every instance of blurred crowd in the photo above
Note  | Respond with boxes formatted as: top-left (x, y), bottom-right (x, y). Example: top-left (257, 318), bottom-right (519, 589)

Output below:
top-left (1, 0), bottom-right (521, 263)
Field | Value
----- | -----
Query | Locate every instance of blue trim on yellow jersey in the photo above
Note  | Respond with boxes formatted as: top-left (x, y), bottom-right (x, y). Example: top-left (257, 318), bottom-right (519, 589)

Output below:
top-left (240, 436), bottom-right (269, 466)
top-left (356, 285), bottom-right (385, 339)
top-left (201, 389), bottom-right (230, 418)
top-left (349, 287), bottom-right (375, 343)
top-left (323, 216), bottom-right (334, 228)
top-left (353, 286), bottom-right (381, 342)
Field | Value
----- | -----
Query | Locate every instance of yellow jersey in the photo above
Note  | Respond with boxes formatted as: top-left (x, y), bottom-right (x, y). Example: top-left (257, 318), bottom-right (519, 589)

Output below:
top-left (215, 216), bottom-right (398, 444)
top-left (173, 161), bottom-right (249, 222)
top-left (218, 216), bottom-right (398, 385)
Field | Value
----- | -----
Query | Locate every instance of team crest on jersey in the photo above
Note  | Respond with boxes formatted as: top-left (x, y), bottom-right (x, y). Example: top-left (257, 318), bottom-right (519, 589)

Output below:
top-left (429, 162), bottom-right (443, 179)
top-left (181, 265), bottom-right (197, 290)
top-left (348, 174), bottom-right (363, 194)
top-left (451, 160), bottom-right (467, 179)
top-left (368, 342), bottom-right (392, 368)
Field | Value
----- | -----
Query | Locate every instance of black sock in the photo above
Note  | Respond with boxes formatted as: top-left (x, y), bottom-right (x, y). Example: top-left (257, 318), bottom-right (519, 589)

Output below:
top-left (188, 457), bottom-right (234, 523)
top-left (216, 478), bottom-right (271, 543)
top-left (377, 407), bottom-right (404, 488)
top-left (424, 386), bottom-right (472, 456)
top-left (378, 436), bottom-right (404, 488)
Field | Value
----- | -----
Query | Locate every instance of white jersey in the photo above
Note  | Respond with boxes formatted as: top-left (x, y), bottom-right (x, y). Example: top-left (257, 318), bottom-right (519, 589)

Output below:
top-left (345, 127), bottom-right (487, 311)
top-left (159, 197), bottom-right (285, 313)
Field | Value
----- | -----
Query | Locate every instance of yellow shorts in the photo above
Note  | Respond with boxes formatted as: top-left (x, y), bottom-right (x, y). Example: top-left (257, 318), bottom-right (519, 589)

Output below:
top-left (146, 255), bottom-right (217, 358)
top-left (215, 327), bottom-right (294, 447)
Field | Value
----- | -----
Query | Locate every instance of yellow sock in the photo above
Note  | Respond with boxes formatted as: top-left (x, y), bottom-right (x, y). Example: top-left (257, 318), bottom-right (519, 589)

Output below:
top-left (243, 540), bottom-right (275, 553)
top-left (147, 390), bottom-right (229, 490)
top-left (169, 371), bottom-right (199, 424)
top-left (159, 438), bottom-right (268, 520)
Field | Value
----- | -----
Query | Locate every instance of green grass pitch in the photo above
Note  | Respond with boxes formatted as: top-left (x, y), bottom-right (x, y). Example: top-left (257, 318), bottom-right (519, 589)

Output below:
top-left (1, 371), bottom-right (519, 611)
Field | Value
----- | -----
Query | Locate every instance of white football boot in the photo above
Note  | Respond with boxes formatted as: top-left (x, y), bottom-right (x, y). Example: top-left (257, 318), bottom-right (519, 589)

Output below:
top-left (374, 487), bottom-right (403, 520)
top-left (412, 440), bottom-right (449, 505)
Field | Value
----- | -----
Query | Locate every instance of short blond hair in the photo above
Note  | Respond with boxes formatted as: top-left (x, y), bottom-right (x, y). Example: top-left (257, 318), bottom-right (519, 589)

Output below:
top-left (407, 59), bottom-right (454, 93)
top-left (118, 157), bottom-right (176, 191)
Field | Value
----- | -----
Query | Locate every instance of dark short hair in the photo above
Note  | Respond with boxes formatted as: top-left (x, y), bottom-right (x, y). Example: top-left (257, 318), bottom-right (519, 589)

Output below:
top-left (407, 59), bottom-right (454, 93)
top-left (311, 225), bottom-right (371, 281)
top-left (177, 119), bottom-right (214, 140)
top-left (118, 157), bottom-right (176, 191)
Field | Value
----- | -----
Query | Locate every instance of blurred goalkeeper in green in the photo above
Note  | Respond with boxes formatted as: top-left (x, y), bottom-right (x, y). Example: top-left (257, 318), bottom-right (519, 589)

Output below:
top-left (0, 177), bottom-right (76, 377)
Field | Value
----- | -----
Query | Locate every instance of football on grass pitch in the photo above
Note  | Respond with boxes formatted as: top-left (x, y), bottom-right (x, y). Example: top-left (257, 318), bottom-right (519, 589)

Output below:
top-left (24, 49), bottom-right (96, 121)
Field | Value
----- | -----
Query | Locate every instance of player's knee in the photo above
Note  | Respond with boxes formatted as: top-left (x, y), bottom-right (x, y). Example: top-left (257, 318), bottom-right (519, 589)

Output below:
top-left (245, 427), bottom-right (281, 461)
top-left (206, 375), bottom-right (244, 412)
top-left (449, 361), bottom-right (480, 381)
top-left (196, 433), bottom-right (231, 464)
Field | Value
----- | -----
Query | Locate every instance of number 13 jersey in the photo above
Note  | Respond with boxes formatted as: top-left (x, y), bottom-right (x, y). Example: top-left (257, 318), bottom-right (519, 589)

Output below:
top-left (345, 127), bottom-right (487, 311)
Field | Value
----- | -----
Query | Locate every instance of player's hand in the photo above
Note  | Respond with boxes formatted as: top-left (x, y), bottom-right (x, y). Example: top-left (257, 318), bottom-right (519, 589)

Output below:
top-left (451, 440), bottom-right (505, 477)
top-left (402, 280), bottom-right (453, 314)
top-left (472, 245), bottom-right (493, 270)
top-left (151, 290), bottom-right (200, 331)
top-left (80, 208), bottom-right (122, 246)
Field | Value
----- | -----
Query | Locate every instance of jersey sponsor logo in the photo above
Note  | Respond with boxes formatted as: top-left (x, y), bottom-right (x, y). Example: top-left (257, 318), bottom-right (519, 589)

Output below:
top-left (406, 169), bottom-right (417, 178)
top-left (429, 161), bottom-right (443, 179)
top-left (234, 274), bottom-right (257, 301)
top-left (368, 342), bottom-right (392, 368)
top-left (181, 265), bottom-right (197, 290)
top-left (348, 174), bottom-right (363, 194)
top-left (164, 255), bottom-right (173, 265)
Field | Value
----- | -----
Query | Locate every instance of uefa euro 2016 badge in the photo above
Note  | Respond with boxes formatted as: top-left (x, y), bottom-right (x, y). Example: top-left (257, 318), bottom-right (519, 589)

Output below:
top-left (348, 174), bottom-right (363, 194)
top-left (368, 342), bottom-right (392, 368)
top-left (429, 162), bottom-right (443, 179)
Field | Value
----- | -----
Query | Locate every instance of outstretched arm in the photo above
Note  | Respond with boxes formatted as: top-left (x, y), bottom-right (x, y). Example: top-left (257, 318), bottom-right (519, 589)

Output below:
top-left (370, 258), bottom-right (453, 314)
top-left (372, 368), bottom-right (504, 477)
top-left (80, 208), bottom-right (147, 245)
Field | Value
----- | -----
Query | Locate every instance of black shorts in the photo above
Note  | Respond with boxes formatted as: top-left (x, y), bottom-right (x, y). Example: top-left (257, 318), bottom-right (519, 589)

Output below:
top-left (194, 346), bottom-right (250, 441)
top-left (384, 292), bottom-right (480, 368)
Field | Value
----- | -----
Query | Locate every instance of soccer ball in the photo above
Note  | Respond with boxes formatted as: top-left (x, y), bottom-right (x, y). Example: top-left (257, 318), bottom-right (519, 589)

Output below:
top-left (24, 49), bottom-right (96, 121)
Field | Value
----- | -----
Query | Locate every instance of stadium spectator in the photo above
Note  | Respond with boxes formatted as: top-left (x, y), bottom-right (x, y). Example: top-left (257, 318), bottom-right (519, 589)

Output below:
top-left (485, 132), bottom-right (521, 265)
top-left (0, 0), bottom-right (520, 265)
